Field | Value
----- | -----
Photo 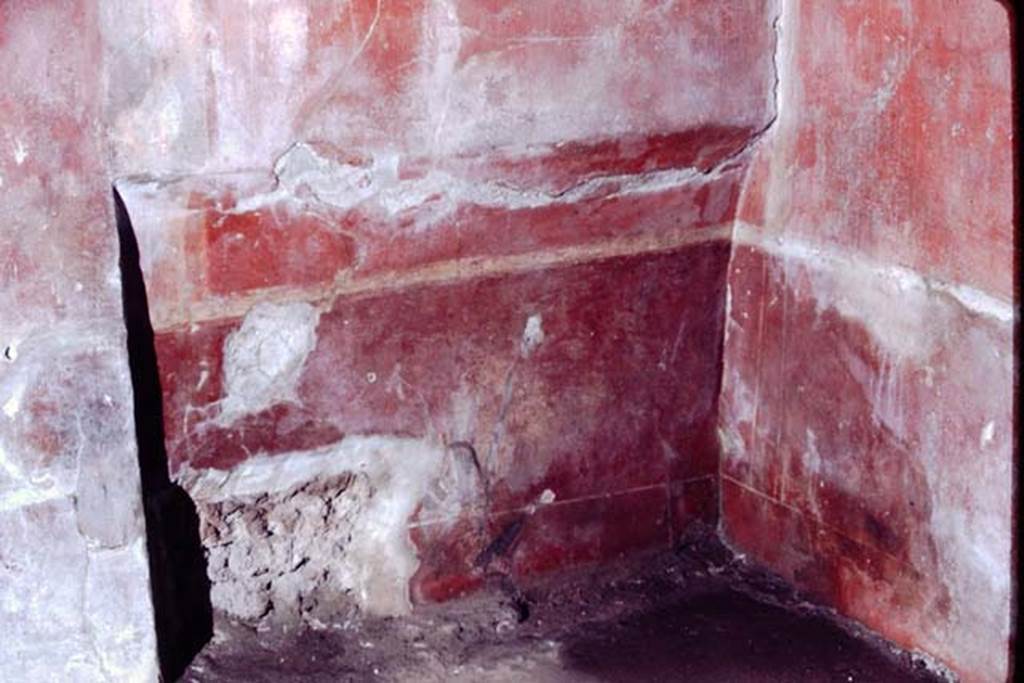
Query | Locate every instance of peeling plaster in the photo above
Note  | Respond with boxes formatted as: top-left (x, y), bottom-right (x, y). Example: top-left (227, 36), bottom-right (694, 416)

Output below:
top-left (217, 302), bottom-right (321, 425)
top-left (179, 435), bottom-right (447, 618)
top-left (733, 223), bottom-right (1014, 362)
top-left (226, 133), bottom-right (764, 232)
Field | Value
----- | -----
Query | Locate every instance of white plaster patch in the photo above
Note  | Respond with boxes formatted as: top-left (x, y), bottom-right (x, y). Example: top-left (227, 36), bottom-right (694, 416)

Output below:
top-left (236, 142), bottom-right (736, 232)
top-left (0, 484), bottom-right (65, 513)
top-left (804, 253), bottom-right (943, 361)
top-left (720, 366), bottom-right (757, 433)
top-left (181, 435), bottom-right (446, 618)
top-left (868, 357), bottom-right (910, 442)
top-left (268, 142), bottom-right (382, 210)
top-left (520, 314), bottom-right (545, 357)
top-left (217, 302), bottom-right (320, 425)
top-left (733, 225), bottom-right (1013, 362)
top-left (419, 441), bottom-right (487, 526)
top-left (804, 429), bottom-right (822, 475)
top-left (2, 384), bottom-right (22, 419)
top-left (536, 488), bottom-right (556, 506)
top-left (931, 281), bottom-right (1015, 324)
top-left (716, 425), bottom-right (745, 461)
top-left (12, 138), bottom-right (28, 165)
top-left (979, 420), bottom-right (996, 449)
top-left (761, 0), bottom-right (787, 124)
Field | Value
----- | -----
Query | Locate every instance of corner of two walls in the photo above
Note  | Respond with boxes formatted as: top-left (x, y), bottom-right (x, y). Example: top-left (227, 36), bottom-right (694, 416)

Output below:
top-left (2, 1), bottom-right (772, 676)
top-left (5, 1), bottom-right (1010, 680)
top-left (715, 1), bottom-right (1015, 681)
top-left (110, 0), bottom-right (779, 629)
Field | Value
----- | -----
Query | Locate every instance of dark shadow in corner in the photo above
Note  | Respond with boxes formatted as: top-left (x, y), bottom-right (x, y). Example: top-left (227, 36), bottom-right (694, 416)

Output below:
top-left (114, 186), bottom-right (213, 680)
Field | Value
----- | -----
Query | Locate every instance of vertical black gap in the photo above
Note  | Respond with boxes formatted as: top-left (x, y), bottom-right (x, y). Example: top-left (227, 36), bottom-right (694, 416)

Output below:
top-left (114, 186), bottom-right (212, 680)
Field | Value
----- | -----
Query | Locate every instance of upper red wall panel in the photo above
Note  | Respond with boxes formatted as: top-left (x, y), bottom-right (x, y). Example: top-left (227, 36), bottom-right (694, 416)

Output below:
top-left (740, 0), bottom-right (1013, 298)
top-left (104, 0), bottom-right (779, 177)
top-left (113, 0), bottom-right (779, 330)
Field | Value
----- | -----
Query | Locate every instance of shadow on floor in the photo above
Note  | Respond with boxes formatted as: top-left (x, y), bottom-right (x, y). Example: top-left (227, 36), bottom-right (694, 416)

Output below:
top-left (114, 186), bottom-right (213, 681)
top-left (180, 531), bottom-right (942, 682)
top-left (560, 587), bottom-right (935, 683)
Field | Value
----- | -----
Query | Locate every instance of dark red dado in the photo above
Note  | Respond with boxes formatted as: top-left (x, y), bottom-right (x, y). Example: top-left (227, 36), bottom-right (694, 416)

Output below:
top-left (156, 242), bottom-right (732, 598)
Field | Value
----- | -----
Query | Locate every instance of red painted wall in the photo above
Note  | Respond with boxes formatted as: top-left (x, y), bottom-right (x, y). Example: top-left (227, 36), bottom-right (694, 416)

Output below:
top-left (2, 1), bottom-right (1013, 679)
top-left (116, 0), bottom-right (778, 603)
top-left (719, 2), bottom-right (1014, 681)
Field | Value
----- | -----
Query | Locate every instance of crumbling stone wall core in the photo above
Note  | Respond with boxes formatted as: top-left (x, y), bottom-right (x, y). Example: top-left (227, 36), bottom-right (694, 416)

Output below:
top-left (180, 437), bottom-right (451, 625)
top-left (197, 472), bottom-right (364, 625)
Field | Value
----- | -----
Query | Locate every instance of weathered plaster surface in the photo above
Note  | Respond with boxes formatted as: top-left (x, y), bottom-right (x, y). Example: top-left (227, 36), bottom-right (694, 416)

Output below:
top-left (720, 2), bottom-right (1014, 681)
top-left (2, 1), bottom-right (1012, 681)
top-left (100, 0), bottom-right (778, 176)
top-left (2, 2), bottom-right (158, 678)
top-left (0, 333), bottom-right (158, 681)
top-left (111, 0), bottom-right (776, 638)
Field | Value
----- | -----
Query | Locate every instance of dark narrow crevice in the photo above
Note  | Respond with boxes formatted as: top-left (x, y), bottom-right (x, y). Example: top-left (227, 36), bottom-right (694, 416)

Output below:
top-left (114, 186), bottom-right (212, 681)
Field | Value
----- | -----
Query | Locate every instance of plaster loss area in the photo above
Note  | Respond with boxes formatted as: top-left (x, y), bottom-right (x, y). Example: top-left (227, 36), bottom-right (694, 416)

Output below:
top-left (196, 471), bottom-right (363, 626)
top-left (180, 436), bottom-right (446, 627)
